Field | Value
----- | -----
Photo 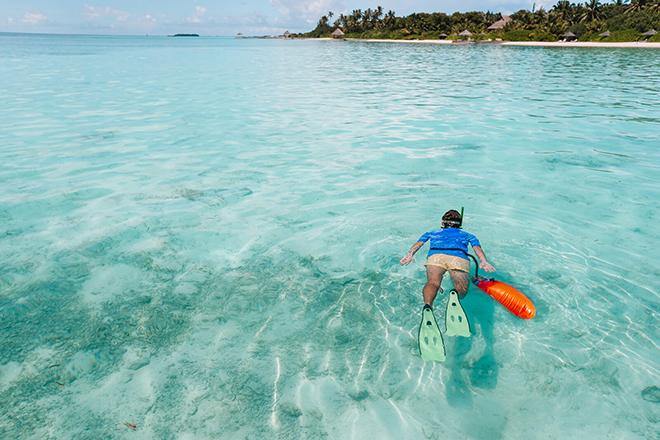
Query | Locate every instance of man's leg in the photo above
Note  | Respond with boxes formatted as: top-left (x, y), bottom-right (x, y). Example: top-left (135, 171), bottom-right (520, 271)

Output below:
top-left (423, 265), bottom-right (446, 307)
top-left (449, 269), bottom-right (470, 298)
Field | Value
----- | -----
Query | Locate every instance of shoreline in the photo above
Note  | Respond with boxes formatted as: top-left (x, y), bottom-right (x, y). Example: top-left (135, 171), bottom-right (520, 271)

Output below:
top-left (500, 40), bottom-right (660, 48)
top-left (340, 38), bottom-right (454, 45)
top-left (304, 37), bottom-right (660, 48)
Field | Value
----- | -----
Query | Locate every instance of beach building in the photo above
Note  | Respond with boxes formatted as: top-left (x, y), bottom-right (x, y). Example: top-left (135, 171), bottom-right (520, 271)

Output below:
top-left (438, 33), bottom-right (448, 40)
top-left (487, 15), bottom-right (512, 31)
top-left (599, 31), bottom-right (611, 38)
top-left (458, 30), bottom-right (473, 40)
top-left (562, 31), bottom-right (577, 41)
top-left (332, 28), bottom-right (345, 39)
top-left (283, 31), bottom-right (291, 38)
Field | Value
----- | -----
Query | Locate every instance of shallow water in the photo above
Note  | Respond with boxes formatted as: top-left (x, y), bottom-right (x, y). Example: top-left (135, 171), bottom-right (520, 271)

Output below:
top-left (0, 33), bottom-right (658, 439)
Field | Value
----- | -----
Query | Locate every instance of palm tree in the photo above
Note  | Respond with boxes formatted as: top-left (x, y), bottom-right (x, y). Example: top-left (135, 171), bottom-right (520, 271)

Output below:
top-left (581, 0), bottom-right (602, 22)
top-left (626, 0), bottom-right (652, 13)
top-left (374, 6), bottom-right (384, 29)
top-left (553, 0), bottom-right (575, 23)
top-left (384, 10), bottom-right (396, 29)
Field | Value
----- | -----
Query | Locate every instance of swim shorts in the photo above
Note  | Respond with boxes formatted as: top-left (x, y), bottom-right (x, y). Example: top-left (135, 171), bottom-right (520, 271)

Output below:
top-left (425, 253), bottom-right (469, 272)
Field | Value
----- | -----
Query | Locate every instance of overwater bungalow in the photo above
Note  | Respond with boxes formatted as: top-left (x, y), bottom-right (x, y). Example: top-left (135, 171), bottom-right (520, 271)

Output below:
top-left (332, 28), bottom-right (345, 39)
top-left (487, 15), bottom-right (511, 31)
top-left (561, 31), bottom-right (577, 41)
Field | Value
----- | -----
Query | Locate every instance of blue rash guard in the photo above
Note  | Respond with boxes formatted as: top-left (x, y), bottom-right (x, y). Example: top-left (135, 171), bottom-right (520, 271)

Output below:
top-left (417, 228), bottom-right (481, 260)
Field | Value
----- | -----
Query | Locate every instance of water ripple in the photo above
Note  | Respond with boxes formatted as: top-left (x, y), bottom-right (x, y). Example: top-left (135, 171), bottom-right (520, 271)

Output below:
top-left (0, 34), bottom-right (658, 439)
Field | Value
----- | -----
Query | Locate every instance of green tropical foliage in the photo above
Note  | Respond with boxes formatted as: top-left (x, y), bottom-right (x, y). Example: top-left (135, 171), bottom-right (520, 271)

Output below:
top-left (298, 1), bottom-right (660, 41)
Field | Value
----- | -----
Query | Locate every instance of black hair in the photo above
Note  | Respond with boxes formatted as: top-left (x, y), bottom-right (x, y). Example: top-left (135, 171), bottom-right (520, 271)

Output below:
top-left (441, 209), bottom-right (462, 228)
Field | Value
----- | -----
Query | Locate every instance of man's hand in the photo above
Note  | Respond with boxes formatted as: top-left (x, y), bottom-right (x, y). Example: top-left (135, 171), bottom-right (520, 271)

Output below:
top-left (473, 246), bottom-right (495, 272)
top-left (481, 261), bottom-right (496, 272)
top-left (401, 241), bottom-right (424, 266)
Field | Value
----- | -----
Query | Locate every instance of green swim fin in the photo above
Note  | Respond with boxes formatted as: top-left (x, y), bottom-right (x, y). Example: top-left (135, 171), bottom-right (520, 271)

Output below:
top-left (418, 306), bottom-right (446, 362)
top-left (445, 290), bottom-right (471, 337)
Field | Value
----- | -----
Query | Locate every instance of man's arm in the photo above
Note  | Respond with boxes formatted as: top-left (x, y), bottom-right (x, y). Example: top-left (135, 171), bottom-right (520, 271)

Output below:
top-left (473, 245), bottom-right (495, 272)
top-left (400, 241), bottom-right (424, 265)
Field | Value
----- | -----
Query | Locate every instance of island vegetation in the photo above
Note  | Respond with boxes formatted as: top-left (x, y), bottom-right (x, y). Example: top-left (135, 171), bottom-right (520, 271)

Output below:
top-left (297, 1), bottom-right (659, 42)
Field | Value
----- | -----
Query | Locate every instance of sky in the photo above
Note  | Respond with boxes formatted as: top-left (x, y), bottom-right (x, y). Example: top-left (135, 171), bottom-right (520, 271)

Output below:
top-left (0, 0), bottom-right (559, 36)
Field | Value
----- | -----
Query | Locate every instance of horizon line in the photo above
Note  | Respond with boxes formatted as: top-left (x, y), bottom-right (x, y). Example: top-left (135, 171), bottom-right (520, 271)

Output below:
top-left (0, 31), bottom-right (254, 38)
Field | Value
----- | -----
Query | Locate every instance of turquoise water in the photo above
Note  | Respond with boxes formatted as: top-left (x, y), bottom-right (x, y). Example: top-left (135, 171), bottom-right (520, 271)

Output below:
top-left (1, 33), bottom-right (659, 439)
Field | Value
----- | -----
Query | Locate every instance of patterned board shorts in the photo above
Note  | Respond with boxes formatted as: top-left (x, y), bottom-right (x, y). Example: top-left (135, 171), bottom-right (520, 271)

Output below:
top-left (425, 253), bottom-right (470, 272)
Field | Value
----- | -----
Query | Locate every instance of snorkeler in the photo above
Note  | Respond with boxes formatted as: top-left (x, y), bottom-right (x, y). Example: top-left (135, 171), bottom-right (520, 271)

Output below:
top-left (402, 209), bottom-right (533, 362)
top-left (400, 209), bottom-right (495, 308)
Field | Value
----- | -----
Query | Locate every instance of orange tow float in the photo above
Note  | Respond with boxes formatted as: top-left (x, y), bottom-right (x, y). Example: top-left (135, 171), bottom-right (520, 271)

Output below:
top-left (451, 207), bottom-right (536, 319)
top-left (474, 278), bottom-right (536, 319)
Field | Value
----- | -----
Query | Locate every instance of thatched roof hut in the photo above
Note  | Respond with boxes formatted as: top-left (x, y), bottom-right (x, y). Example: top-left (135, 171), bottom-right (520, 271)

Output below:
top-left (438, 33), bottom-right (448, 39)
top-left (599, 31), bottom-right (610, 38)
top-left (562, 31), bottom-right (577, 41)
top-left (331, 28), bottom-right (345, 38)
top-left (458, 30), bottom-right (473, 40)
top-left (487, 15), bottom-right (511, 31)
top-left (642, 29), bottom-right (657, 37)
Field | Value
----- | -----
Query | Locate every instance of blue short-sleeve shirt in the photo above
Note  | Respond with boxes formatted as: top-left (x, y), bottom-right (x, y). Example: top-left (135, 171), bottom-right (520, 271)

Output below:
top-left (417, 228), bottom-right (481, 260)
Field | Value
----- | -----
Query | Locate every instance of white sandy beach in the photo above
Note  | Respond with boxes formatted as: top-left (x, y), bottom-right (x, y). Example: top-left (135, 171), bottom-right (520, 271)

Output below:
top-left (309, 37), bottom-right (660, 48)
top-left (500, 40), bottom-right (660, 48)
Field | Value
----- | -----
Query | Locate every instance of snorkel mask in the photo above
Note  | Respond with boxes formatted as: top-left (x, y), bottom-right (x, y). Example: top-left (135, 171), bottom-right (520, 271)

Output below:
top-left (441, 207), bottom-right (464, 228)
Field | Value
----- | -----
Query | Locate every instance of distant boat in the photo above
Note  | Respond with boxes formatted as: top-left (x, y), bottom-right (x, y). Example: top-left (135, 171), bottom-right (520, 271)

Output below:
top-left (171, 33), bottom-right (200, 37)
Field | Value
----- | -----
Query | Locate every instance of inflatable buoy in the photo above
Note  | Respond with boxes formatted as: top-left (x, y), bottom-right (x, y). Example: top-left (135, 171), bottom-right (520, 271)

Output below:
top-left (475, 279), bottom-right (536, 319)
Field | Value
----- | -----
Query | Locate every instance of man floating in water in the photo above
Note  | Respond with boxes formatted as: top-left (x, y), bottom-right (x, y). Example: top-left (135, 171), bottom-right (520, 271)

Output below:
top-left (400, 209), bottom-right (496, 361)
